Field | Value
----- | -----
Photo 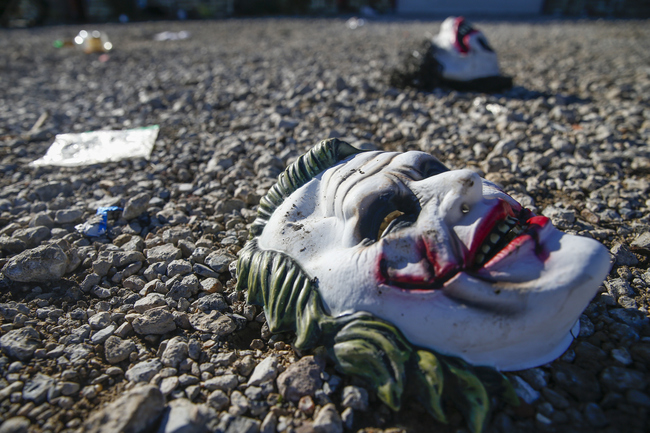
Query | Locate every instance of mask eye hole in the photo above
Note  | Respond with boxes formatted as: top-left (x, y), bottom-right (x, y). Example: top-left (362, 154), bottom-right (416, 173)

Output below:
top-left (378, 210), bottom-right (405, 239)
top-left (461, 204), bottom-right (470, 214)
top-left (477, 36), bottom-right (494, 52)
top-left (417, 158), bottom-right (448, 179)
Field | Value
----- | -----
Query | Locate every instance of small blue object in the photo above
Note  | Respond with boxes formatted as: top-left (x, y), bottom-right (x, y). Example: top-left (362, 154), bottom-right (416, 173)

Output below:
top-left (97, 206), bottom-right (122, 215)
top-left (75, 206), bottom-right (123, 237)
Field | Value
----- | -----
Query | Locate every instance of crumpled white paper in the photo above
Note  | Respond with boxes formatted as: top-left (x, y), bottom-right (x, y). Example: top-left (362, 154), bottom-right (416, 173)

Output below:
top-left (30, 125), bottom-right (159, 167)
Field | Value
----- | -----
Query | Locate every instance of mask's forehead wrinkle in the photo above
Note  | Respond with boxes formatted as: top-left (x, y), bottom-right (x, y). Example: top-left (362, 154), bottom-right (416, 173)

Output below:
top-left (323, 152), bottom-right (401, 218)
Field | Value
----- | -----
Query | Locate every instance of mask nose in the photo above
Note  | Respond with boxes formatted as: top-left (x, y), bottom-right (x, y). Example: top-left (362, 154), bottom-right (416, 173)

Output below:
top-left (413, 169), bottom-right (483, 225)
top-left (408, 170), bottom-right (484, 278)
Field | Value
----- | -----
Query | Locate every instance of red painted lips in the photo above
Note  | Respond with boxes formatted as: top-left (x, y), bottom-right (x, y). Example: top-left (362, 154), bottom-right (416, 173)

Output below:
top-left (377, 200), bottom-right (550, 292)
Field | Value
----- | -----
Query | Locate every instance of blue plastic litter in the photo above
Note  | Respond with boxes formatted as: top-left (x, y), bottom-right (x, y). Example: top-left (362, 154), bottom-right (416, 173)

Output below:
top-left (75, 206), bottom-right (123, 237)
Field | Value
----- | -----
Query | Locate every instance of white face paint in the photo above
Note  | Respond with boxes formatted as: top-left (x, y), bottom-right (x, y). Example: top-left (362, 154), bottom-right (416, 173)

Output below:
top-left (433, 16), bottom-right (501, 82)
top-left (258, 151), bottom-right (611, 371)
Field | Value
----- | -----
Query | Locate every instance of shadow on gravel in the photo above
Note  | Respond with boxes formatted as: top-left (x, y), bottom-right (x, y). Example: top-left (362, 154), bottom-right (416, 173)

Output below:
top-left (503, 85), bottom-right (592, 104)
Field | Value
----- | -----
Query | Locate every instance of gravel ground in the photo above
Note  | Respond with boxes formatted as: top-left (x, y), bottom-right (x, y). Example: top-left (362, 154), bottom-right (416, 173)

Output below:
top-left (1, 17), bottom-right (650, 433)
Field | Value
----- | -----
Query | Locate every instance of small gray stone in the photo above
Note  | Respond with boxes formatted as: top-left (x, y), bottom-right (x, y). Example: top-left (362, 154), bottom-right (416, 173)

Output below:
top-left (193, 264), bottom-right (219, 279)
top-left (91, 324), bottom-right (116, 344)
top-left (91, 286), bottom-right (112, 299)
top-left (123, 192), bottom-right (152, 220)
top-left (178, 374), bottom-right (199, 387)
top-left (60, 381), bottom-right (80, 396)
top-left (81, 273), bottom-right (101, 291)
top-left (276, 356), bottom-right (323, 402)
top-left (248, 356), bottom-right (278, 386)
top-left (161, 337), bottom-right (188, 369)
top-left (0, 236), bottom-right (26, 255)
top-left (167, 274), bottom-right (199, 300)
top-left (229, 390), bottom-right (249, 416)
top-left (341, 386), bottom-right (368, 411)
top-left (92, 256), bottom-right (112, 277)
top-left (0, 327), bottom-right (40, 361)
top-left (81, 384), bottom-right (164, 433)
top-left (60, 324), bottom-right (91, 345)
top-left (578, 315), bottom-right (595, 337)
top-left (189, 311), bottom-right (236, 336)
top-left (112, 251), bottom-right (146, 267)
top-left (65, 343), bottom-right (93, 362)
top-left (0, 416), bottom-right (30, 433)
top-left (627, 389), bottom-right (650, 407)
top-left (22, 373), bottom-right (55, 404)
top-left (188, 340), bottom-right (201, 360)
top-left (160, 376), bottom-right (179, 396)
top-left (583, 402), bottom-right (608, 428)
top-left (204, 251), bottom-right (237, 273)
top-left (553, 364), bottom-right (601, 401)
top-left (156, 209), bottom-right (189, 226)
top-left (190, 247), bottom-right (210, 264)
top-left (313, 403), bottom-right (343, 433)
top-left (147, 244), bottom-right (182, 263)
top-left (541, 388), bottom-right (570, 409)
top-left (30, 212), bottom-right (54, 228)
top-left (88, 312), bottom-right (111, 330)
top-left (204, 374), bottom-right (239, 392)
top-left (134, 293), bottom-right (167, 313)
top-left (185, 385), bottom-right (201, 401)
top-left (224, 416), bottom-right (260, 433)
top-left (156, 398), bottom-right (208, 433)
top-left (600, 366), bottom-right (647, 392)
top-left (611, 348), bottom-right (633, 366)
top-left (511, 376), bottom-right (540, 404)
top-left (167, 259), bottom-right (192, 278)
top-left (11, 226), bottom-right (51, 248)
top-left (611, 243), bottom-right (638, 266)
top-left (541, 206), bottom-right (575, 228)
top-left (132, 307), bottom-right (176, 335)
top-left (104, 336), bottom-right (136, 364)
top-left (0, 381), bottom-right (24, 402)
top-left (519, 368), bottom-right (547, 390)
top-left (194, 293), bottom-right (228, 313)
top-left (207, 389), bottom-right (229, 411)
top-left (260, 412), bottom-right (276, 433)
top-left (125, 359), bottom-right (163, 383)
top-left (213, 352), bottom-right (237, 366)
top-left (341, 407), bottom-right (354, 430)
top-left (609, 308), bottom-right (648, 328)
top-left (114, 322), bottom-right (133, 338)
top-left (2, 244), bottom-right (68, 282)
top-left (55, 208), bottom-right (83, 224)
top-left (630, 232), bottom-right (650, 252)
top-left (34, 181), bottom-right (72, 201)
top-left (605, 278), bottom-right (634, 300)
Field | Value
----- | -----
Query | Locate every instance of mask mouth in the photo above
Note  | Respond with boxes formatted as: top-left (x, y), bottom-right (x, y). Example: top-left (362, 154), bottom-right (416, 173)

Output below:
top-left (453, 16), bottom-right (478, 55)
top-left (378, 204), bottom-right (551, 292)
top-left (469, 211), bottom-right (551, 270)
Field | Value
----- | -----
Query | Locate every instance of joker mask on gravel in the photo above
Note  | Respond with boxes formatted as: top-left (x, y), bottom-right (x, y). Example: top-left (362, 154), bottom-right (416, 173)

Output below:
top-left (389, 16), bottom-right (513, 92)
top-left (237, 139), bottom-right (610, 432)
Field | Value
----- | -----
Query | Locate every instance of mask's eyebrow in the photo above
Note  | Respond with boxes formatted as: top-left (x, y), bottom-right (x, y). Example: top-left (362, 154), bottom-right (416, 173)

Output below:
top-left (325, 153), bottom-right (401, 218)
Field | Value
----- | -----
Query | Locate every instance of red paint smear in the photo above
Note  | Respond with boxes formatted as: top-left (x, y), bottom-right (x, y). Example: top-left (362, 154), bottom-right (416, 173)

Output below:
top-left (482, 216), bottom-right (551, 268)
top-left (464, 200), bottom-right (516, 265)
top-left (375, 202), bottom-right (548, 292)
top-left (527, 216), bottom-right (551, 261)
top-left (527, 215), bottom-right (549, 228)
top-left (482, 233), bottom-right (533, 268)
top-left (453, 17), bottom-right (478, 55)
top-left (419, 238), bottom-right (457, 281)
top-left (376, 253), bottom-right (387, 286)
